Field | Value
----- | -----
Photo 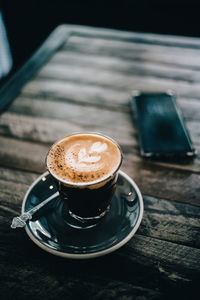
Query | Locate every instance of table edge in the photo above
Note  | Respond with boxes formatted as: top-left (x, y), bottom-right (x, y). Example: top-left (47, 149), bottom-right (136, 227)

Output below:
top-left (1, 24), bottom-right (200, 113)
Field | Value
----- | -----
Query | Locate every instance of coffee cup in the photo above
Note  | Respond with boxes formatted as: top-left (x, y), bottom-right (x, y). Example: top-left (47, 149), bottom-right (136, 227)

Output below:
top-left (46, 133), bottom-right (123, 227)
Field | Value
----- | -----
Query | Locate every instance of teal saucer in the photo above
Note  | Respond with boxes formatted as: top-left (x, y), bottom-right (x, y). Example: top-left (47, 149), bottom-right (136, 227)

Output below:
top-left (22, 170), bottom-right (143, 259)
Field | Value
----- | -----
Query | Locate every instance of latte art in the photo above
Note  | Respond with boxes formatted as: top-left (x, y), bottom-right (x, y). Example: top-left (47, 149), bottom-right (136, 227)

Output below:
top-left (66, 142), bottom-right (107, 172)
top-left (47, 133), bottom-right (121, 185)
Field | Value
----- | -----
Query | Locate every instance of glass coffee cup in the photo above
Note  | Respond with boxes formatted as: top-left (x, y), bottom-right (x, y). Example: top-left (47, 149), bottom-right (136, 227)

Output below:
top-left (46, 133), bottom-right (123, 227)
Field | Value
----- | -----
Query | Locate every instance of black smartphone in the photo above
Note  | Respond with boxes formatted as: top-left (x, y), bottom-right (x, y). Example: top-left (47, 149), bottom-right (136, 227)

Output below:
top-left (131, 90), bottom-right (196, 158)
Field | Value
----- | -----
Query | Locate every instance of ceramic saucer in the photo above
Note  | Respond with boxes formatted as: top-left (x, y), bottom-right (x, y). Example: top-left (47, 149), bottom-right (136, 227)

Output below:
top-left (22, 170), bottom-right (143, 259)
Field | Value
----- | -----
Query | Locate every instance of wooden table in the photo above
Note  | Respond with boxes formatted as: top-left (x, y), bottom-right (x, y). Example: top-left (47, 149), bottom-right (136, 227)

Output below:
top-left (0, 25), bottom-right (200, 299)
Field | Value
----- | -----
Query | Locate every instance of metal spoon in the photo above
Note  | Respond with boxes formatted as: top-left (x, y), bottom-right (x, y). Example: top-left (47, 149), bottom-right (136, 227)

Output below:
top-left (11, 191), bottom-right (59, 229)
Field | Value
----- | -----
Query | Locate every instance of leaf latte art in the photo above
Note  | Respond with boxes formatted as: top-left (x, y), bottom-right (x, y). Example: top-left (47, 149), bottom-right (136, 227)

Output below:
top-left (47, 134), bottom-right (122, 185)
top-left (66, 142), bottom-right (107, 171)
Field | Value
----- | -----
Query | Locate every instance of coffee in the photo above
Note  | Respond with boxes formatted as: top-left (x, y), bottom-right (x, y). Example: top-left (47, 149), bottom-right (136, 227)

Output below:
top-left (46, 133), bottom-right (121, 187)
top-left (46, 133), bottom-right (122, 224)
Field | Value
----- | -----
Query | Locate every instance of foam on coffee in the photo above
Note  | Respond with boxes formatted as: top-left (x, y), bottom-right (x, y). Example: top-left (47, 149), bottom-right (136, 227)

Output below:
top-left (47, 133), bottom-right (121, 186)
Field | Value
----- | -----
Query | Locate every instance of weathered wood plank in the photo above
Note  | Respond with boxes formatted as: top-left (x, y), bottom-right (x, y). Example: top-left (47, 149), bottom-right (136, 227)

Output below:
top-left (1, 26), bottom-right (200, 300)
top-left (0, 167), bottom-right (37, 185)
top-left (139, 195), bottom-right (200, 248)
top-left (2, 111), bottom-right (199, 147)
top-left (12, 88), bottom-right (200, 125)
top-left (123, 156), bottom-right (200, 207)
top-left (6, 94), bottom-right (200, 150)
top-left (66, 25), bottom-right (200, 48)
top-left (1, 166), bottom-right (200, 249)
top-left (143, 154), bottom-right (200, 176)
top-left (7, 98), bottom-right (134, 137)
top-left (21, 79), bottom-right (130, 108)
top-left (177, 98), bottom-right (200, 120)
top-left (0, 135), bottom-right (130, 175)
top-left (0, 166), bottom-right (200, 249)
top-left (0, 259), bottom-right (162, 300)
top-left (184, 120), bottom-right (200, 145)
top-left (0, 136), bottom-right (48, 173)
top-left (1, 217), bottom-right (199, 299)
top-left (50, 49), bottom-right (200, 74)
top-left (68, 33), bottom-right (200, 51)
top-left (126, 234), bottom-right (200, 272)
top-left (0, 241), bottom-right (198, 300)
top-left (22, 74), bottom-right (200, 104)
top-left (2, 23), bottom-right (200, 114)
top-left (43, 53), bottom-right (200, 84)
top-left (0, 230), bottom-right (198, 300)
top-left (65, 25), bottom-right (200, 48)
top-left (0, 179), bottom-right (29, 207)
top-left (63, 35), bottom-right (200, 69)
top-left (0, 137), bottom-right (199, 206)
top-left (1, 108), bottom-right (200, 174)
top-left (0, 168), bottom-right (37, 212)
top-left (0, 122), bottom-right (199, 177)
top-left (0, 112), bottom-right (136, 147)
top-left (1, 104), bottom-right (200, 149)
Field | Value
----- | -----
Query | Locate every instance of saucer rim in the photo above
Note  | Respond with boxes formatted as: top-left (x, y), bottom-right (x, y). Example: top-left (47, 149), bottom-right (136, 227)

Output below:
top-left (22, 170), bottom-right (144, 259)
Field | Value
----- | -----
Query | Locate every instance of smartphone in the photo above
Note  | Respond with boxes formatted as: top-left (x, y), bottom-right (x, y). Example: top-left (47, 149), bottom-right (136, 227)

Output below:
top-left (131, 90), bottom-right (196, 158)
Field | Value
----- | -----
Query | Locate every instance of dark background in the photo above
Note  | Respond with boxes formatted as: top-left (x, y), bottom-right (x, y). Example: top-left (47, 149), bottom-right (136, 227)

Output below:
top-left (1, 0), bottom-right (200, 78)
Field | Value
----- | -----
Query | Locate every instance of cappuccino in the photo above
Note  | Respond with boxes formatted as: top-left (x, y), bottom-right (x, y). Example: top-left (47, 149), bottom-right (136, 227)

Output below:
top-left (47, 133), bottom-right (121, 187)
top-left (46, 133), bottom-right (122, 221)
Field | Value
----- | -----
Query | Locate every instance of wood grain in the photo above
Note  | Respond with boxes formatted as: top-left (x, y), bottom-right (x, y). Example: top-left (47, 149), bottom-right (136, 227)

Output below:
top-left (0, 167), bottom-right (38, 185)
top-left (23, 71), bottom-right (200, 101)
top-left (21, 79), bottom-right (130, 109)
top-left (1, 165), bottom-right (200, 249)
top-left (64, 35), bottom-right (200, 69)
top-left (20, 77), bottom-right (200, 130)
top-left (0, 166), bottom-right (199, 249)
top-left (40, 55), bottom-right (200, 85)
top-left (6, 98), bottom-right (134, 137)
top-left (139, 195), bottom-right (200, 248)
top-left (0, 136), bottom-right (199, 206)
top-left (0, 136), bottom-right (48, 173)
top-left (1, 26), bottom-right (200, 298)
top-left (7, 94), bottom-right (200, 136)
top-left (3, 96), bottom-right (200, 173)
top-left (64, 25), bottom-right (200, 48)
top-left (50, 50), bottom-right (200, 77)
top-left (0, 235), bottom-right (198, 300)
top-left (122, 156), bottom-right (200, 207)
top-left (2, 110), bottom-right (199, 148)
top-left (1, 186), bottom-right (199, 299)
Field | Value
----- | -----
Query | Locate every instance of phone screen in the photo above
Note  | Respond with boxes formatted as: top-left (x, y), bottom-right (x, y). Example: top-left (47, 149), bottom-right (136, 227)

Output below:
top-left (131, 91), bottom-right (196, 157)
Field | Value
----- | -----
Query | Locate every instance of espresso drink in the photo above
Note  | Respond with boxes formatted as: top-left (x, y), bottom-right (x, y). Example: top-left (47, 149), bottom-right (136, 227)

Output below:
top-left (46, 133), bottom-right (122, 219)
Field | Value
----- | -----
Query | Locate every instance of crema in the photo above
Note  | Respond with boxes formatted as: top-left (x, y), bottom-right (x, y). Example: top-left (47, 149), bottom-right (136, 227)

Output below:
top-left (46, 133), bottom-right (122, 186)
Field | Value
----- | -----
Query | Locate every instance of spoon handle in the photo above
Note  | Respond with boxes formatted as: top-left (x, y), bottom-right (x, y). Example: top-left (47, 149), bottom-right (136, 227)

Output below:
top-left (11, 191), bottom-right (59, 229)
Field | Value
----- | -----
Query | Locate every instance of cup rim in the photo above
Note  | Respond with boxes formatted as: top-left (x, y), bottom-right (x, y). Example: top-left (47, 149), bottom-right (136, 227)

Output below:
top-left (46, 132), bottom-right (123, 188)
